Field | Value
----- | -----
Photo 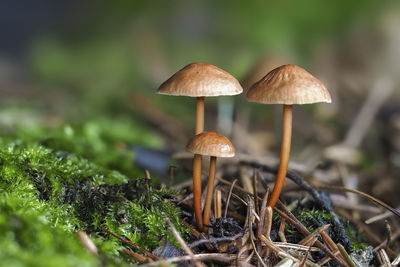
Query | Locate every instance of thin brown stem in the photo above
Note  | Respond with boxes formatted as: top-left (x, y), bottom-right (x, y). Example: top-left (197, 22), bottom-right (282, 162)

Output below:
top-left (193, 154), bottom-right (203, 229)
top-left (195, 97), bottom-right (204, 134)
top-left (268, 104), bottom-right (292, 208)
top-left (203, 156), bottom-right (217, 230)
top-left (193, 96), bottom-right (205, 229)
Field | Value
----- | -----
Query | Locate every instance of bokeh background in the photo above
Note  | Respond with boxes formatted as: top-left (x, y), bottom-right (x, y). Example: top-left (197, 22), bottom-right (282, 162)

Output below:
top-left (1, 0), bottom-right (400, 206)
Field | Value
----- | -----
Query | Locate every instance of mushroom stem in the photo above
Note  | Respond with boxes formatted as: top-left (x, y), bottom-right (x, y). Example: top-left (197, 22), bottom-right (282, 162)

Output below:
top-left (195, 97), bottom-right (205, 134)
top-left (193, 96), bottom-right (205, 229)
top-left (214, 190), bottom-right (222, 219)
top-left (267, 104), bottom-right (292, 208)
top-left (203, 156), bottom-right (216, 231)
top-left (193, 154), bottom-right (203, 229)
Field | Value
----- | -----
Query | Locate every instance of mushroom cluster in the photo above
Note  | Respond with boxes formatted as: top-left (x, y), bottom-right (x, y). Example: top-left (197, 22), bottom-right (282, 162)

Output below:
top-left (157, 62), bottom-right (331, 231)
top-left (157, 63), bottom-right (242, 229)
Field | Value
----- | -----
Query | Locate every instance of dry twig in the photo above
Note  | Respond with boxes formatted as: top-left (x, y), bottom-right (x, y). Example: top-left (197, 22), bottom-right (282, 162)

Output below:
top-left (298, 224), bottom-right (330, 246)
top-left (378, 248), bottom-right (391, 267)
top-left (246, 194), bottom-right (267, 267)
top-left (188, 233), bottom-right (243, 249)
top-left (224, 179), bottom-right (238, 217)
top-left (145, 253), bottom-right (236, 266)
top-left (120, 249), bottom-right (148, 263)
top-left (315, 184), bottom-right (400, 218)
top-left (166, 218), bottom-right (203, 267)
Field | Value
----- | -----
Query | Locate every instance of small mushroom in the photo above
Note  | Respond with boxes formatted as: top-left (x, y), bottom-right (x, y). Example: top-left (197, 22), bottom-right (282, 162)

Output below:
top-left (158, 63), bottom-right (242, 229)
top-left (247, 64), bottom-right (331, 208)
top-left (186, 131), bottom-right (235, 231)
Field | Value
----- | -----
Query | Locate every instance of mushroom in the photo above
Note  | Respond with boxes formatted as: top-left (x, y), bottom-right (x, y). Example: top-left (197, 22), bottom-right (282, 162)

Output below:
top-left (186, 131), bottom-right (235, 231)
top-left (246, 64), bottom-right (331, 208)
top-left (158, 63), bottom-right (242, 228)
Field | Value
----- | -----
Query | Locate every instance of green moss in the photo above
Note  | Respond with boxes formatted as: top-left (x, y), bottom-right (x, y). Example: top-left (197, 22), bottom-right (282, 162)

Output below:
top-left (345, 225), bottom-right (368, 252)
top-left (0, 196), bottom-right (98, 267)
top-left (278, 208), bottom-right (333, 241)
top-left (295, 209), bottom-right (335, 232)
top-left (0, 121), bottom-right (185, 265)
top-left (8, 117), bottom-right (163, 179)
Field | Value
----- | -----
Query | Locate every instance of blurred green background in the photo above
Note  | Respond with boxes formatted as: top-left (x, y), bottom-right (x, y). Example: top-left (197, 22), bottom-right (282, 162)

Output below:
top-left (1, 0), bottom-right (400, 178)
top-left (0, 0), bottom-right (395, 118)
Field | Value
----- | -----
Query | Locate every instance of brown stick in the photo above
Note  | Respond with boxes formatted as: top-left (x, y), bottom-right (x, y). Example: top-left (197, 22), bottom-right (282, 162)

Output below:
top-left (268, 104), bottom-right (292, 208)
top-left (299, 237), bottom-right (317, 267)
top-left (120, 249), bottom-right (149, 263)
top-left (203, 156), bottom-right (217, 230)
top-left (321, 231), bottom-right (339, 254)
top-left (299, 224), bottom-right (330, 246)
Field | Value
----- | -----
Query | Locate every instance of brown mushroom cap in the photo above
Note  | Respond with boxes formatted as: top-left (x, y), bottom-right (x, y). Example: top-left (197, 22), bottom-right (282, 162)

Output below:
top-left (246, 64), bottom-right (331, 105)
top-left (157, 63), bottom-right (243, 97)
top-left (186, 131), bottom-right (235, 157)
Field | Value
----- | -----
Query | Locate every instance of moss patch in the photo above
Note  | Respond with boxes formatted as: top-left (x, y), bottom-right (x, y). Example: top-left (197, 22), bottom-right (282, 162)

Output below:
top-left (0, 120), bottom-right (185, 266)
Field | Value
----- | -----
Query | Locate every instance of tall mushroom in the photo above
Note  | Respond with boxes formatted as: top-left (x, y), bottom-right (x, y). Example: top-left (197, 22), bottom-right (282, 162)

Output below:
top-left (157, 63), bottom-right (242, 228)
top-left (186, 131), bottom-right (235, 231)
top-left (246, 64), bottom-right (331, 208)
